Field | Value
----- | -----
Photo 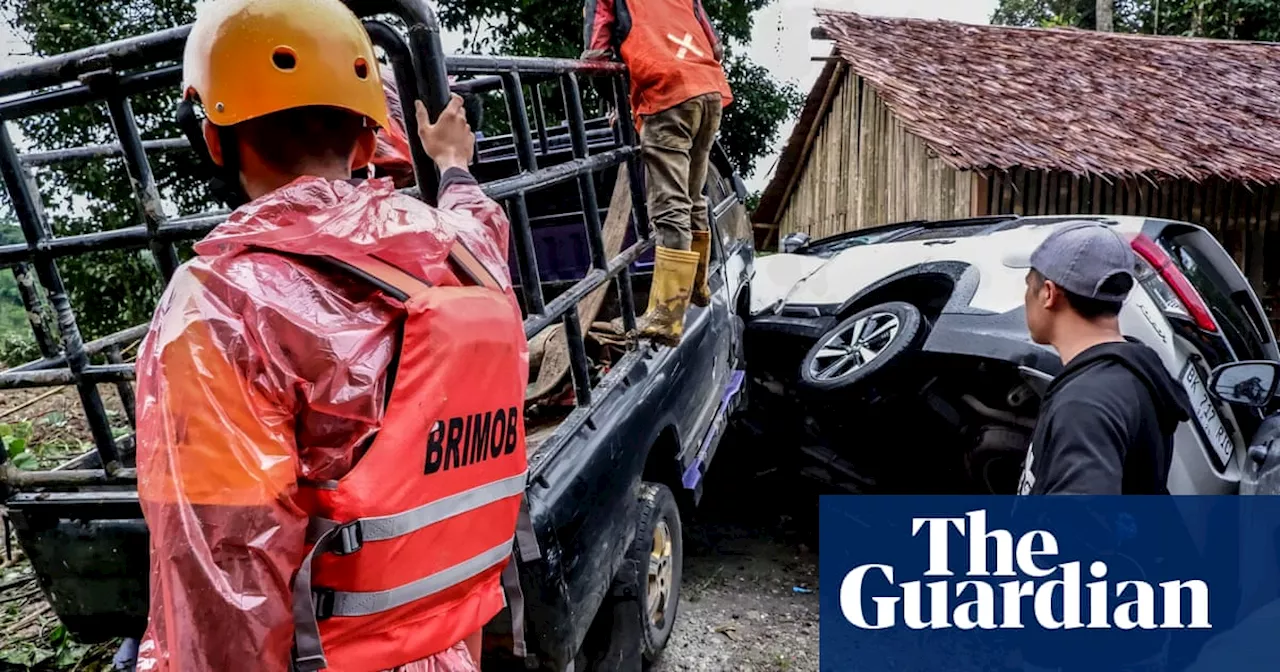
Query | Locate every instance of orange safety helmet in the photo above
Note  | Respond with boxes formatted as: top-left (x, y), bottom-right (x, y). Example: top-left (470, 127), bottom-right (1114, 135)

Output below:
top-left (181, 0), bottom-right (390, 130)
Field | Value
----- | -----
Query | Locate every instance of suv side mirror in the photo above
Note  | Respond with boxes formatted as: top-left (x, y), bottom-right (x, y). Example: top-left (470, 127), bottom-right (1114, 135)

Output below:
top-left (1208, 361), bottom-right (1280, 407)
top-left (1018, 366), bottom-right (1055, 398)
top-left (732, 174), bottom-right (749, 202)
top-left (780, 232), bottom-right (810, 254)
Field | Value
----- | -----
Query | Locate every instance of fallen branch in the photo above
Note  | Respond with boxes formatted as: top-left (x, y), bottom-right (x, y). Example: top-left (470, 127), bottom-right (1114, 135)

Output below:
top-left (0, 585), bottom-right (40, 604)
top-left (1, 601), bottom-right (51, 642)
top-left (0, 573), bottom-right (34, 592)
top-left (0, 386), bottom-right (66, 420)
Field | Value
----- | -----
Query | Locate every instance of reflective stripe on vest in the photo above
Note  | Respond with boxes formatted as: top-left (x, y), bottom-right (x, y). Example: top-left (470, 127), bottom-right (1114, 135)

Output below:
top-left (305, 472), bottom-right (526, 551)
top-left (326, 538), bottom-right (512, 617)
top-left (292, 242), bottom-right (528, 672)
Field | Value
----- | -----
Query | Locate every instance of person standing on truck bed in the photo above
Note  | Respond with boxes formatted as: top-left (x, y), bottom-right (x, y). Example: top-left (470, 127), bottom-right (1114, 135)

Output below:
top-left (1015, 222), bottom-right (1192, 495)
top-left (582, 0), bottom-right (733, 345)
top-left (133, 1), bottom-right (529, 671)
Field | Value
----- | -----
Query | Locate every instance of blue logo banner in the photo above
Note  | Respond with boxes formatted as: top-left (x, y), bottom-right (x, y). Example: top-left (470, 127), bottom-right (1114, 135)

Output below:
top-left (819, 496), bottom-right (1280, 672)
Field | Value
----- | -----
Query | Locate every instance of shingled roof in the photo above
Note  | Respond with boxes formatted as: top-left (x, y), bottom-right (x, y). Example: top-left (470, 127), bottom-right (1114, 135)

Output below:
top-left (755, 11), bottom-right (1280, 224)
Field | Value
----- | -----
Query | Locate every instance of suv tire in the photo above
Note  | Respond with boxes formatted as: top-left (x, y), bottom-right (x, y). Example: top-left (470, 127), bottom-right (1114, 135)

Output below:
top-left (799, 301), bottom-right (925, 391)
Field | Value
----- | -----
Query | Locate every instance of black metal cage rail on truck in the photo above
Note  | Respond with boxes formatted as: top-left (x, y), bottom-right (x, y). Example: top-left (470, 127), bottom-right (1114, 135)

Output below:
top-left (0, 0), bottom-right (651, 497)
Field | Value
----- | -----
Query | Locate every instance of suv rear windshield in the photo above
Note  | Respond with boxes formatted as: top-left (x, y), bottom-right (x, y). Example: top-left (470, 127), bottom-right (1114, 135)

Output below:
top-left (891, 222), bottom-right (999, 242)
top-left (798, 228), bottom-right (905, 258)
top-left (1160, 229), bottom-right (1272, 361)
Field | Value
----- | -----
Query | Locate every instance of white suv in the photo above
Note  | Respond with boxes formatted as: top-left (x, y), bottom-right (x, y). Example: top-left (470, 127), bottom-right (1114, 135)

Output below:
top-left (744, 215), bottom-right (1278, 495)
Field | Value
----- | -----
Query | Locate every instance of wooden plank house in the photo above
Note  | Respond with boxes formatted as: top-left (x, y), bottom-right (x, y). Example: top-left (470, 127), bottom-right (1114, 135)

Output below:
top-left (753, 11), bottom-right (1280, 310)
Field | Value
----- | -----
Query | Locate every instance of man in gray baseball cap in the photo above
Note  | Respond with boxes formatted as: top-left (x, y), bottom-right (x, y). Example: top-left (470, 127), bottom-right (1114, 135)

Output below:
top-left (1012, 221), bottom-right (1190, 496)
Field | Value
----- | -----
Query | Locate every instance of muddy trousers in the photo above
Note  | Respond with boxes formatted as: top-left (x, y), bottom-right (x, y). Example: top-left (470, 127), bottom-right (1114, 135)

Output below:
top-left (641, 92), bottom-right (723, 251)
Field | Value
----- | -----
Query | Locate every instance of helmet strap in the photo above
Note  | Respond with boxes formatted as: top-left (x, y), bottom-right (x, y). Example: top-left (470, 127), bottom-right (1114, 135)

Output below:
top-left (211, 126), bottom-right (248, 209)
top-left (177, 98), bottom-right (249, 209)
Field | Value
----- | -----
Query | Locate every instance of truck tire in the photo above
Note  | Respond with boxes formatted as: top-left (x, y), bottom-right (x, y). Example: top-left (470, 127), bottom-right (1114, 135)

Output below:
top-left (574, 482), bottom-right (685, 672)
top-left (799, 301), bottom-right (925, 391)
top-left (630, 482), bottom-right (683, 664)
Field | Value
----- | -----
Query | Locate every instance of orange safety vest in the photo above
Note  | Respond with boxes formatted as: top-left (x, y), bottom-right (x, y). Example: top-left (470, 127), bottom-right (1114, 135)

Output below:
top-left (617, 0), bottom-right (733, 118)
top-left (290, 243), bottom-right (529, 672)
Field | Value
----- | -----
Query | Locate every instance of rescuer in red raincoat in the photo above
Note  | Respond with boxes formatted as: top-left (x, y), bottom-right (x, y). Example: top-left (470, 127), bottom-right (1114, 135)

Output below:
top-left (133, 0), bottom-right (527, 670)
top-left (582, 0), bottom-right (733, 345)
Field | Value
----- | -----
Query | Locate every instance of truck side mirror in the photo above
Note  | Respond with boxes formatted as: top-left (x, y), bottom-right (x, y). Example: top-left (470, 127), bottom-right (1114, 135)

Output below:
top-left (1208, 360), bottom-right (1280, 407)
top-left (732, 174), bottom-right (748, 202)
top-left (780, 232), bottom-right (810, 254)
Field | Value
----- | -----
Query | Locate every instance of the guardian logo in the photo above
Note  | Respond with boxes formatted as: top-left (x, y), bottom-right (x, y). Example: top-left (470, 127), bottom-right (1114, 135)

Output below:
top-left (840, 510), bottom-right (1211, 631)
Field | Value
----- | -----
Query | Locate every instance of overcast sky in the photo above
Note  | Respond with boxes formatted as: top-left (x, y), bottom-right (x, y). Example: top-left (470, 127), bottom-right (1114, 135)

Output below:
top-left (1, 0), bottom-right (1000, 192)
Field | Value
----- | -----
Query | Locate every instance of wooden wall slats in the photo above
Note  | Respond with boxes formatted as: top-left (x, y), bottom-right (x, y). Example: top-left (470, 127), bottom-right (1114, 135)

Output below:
top-left (777, 73), bottom-right (974, 237)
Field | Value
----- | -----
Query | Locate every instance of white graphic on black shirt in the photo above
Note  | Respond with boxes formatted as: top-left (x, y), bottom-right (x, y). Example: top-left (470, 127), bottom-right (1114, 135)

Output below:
top-left (1017, 443), bottom-right (1036, 495)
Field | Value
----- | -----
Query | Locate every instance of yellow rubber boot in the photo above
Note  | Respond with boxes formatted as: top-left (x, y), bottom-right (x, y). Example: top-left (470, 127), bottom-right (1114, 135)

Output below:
top-left (690, 230), bottom-right (712, 307)
top-left (637, 246), bottom-right (701, 347)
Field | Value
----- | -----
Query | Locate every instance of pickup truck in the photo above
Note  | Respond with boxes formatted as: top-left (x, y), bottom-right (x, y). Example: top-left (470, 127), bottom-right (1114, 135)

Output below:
top-left (0, 2), bottom-right (754, 670)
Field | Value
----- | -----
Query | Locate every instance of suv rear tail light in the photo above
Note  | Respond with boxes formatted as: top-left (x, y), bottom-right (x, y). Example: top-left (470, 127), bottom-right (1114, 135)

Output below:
top-left (1130, 234), bottom-right (1218, 333)
top-left (1132, 255), bottom-right (1190, 321)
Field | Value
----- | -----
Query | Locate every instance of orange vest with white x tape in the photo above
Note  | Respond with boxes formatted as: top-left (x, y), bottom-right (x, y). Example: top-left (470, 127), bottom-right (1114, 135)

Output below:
top-left (613, 0), bottom-right (733, 117)
top-left (290, 243), bottom-right (528, 672)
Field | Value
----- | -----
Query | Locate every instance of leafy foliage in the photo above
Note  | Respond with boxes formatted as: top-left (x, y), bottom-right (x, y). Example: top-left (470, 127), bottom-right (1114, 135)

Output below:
top-left (0, 224), bottom-right (43, 366)
top-left (2, 421), bottom-right (36, 470)
top-left (992, 0), bottom-right (1280, 39)
top-left (0, 619), bottom-right (105, 669)
top-left (721, 54), bottom-right (804, 179)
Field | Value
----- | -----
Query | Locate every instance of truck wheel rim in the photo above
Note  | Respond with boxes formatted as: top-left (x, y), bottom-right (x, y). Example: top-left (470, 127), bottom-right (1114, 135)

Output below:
top-left (647, 520), bottom-right (674, 627)
top-left (809, 312), bottom-right (900, 381)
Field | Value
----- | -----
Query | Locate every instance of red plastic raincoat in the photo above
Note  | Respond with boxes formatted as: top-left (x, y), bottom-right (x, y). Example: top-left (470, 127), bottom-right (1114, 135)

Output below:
top-left (134, 174), bottom-right (516, 672)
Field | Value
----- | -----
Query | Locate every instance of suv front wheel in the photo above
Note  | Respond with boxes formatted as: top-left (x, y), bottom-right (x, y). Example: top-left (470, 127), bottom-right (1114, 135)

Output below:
top-left (799, 301), bottom-right (926, 391)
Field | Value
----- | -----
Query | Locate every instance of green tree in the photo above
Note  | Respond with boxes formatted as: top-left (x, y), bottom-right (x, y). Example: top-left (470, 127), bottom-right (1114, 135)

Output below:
top-left (991, 0), bottom-right (1154, 32)
top-left (993, 0), bottom-right (1280, 39)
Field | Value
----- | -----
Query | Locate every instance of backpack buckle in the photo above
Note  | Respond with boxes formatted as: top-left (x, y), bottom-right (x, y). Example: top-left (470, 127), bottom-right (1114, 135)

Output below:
top-left (313, 587), bottom-right (335, 621)
top-left (330, 521), bottom-right (363, 556)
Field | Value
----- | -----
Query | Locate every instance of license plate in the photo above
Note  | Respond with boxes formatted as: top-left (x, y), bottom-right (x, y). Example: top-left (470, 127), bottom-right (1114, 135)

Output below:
top-left (1180, 362), bottom-right (1235, 466)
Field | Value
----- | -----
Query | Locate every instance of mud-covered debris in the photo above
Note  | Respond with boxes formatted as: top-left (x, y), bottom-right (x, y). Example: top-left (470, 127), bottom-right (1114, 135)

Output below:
top-left (711, 624), bottom-right (740, 641)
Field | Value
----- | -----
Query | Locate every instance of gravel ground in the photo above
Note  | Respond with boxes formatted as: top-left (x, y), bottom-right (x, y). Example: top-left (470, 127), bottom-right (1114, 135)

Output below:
top-left (654, 430), bottom-right (820, 672)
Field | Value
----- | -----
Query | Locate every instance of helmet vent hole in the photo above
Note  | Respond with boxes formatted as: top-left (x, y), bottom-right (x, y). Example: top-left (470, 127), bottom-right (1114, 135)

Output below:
top-left (354, 58), bottom-right (369, 80)
top-left (272, 47), bottom-right (297, 71)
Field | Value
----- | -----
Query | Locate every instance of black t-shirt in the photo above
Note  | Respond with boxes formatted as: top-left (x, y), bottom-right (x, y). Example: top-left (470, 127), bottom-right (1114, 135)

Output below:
top-left (1017, 339), bottom-right (1192, 495)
